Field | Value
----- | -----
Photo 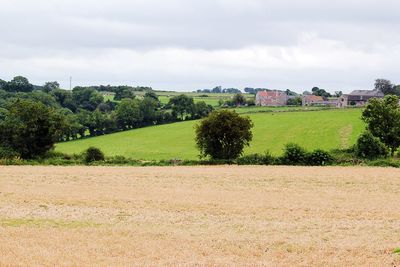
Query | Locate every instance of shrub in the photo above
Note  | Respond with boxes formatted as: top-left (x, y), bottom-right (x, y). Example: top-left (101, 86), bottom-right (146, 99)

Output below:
top-left (355, 131), bottom-right (388, 159)
top-left (281, 143), bottom-right (307, 165)
top-left (0, 146), bottom-right (20, 159)
top-left (195, 110), bottom-right (253, 160)
top-left (307, 149), bottom-right (333, 166)
top-left (84, 147), bottom-right (105, 163)
top-left (236, 152), bottom-right (275, 165)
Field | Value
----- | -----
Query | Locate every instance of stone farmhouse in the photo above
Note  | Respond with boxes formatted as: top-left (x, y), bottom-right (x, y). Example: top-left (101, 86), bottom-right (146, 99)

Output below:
top-left (302, 95), bottom-right (338, 107)
top-left (302, 95), bottom-right (323, 106)
top-left (337, 89), bottom-right (384, 108)
top-left (255, 90), bottom-right (288, 106)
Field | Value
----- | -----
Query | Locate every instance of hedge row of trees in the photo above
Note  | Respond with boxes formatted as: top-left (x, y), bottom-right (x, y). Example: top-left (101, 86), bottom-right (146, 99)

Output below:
top-left (0, 76), bottom-right (213, 158)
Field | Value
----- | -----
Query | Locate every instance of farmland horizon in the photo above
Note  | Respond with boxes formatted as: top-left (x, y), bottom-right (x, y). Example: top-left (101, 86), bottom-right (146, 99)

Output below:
top-left (0, 76), bottom-right (388, 95)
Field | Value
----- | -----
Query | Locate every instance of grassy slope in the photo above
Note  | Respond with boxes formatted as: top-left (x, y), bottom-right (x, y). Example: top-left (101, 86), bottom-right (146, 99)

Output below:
top-left (56, 109), bottom-right (364, 160)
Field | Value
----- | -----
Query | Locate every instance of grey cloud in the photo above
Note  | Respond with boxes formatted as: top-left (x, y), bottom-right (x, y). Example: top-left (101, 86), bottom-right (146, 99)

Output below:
top-left (0, 0), bottom-right (400, 92)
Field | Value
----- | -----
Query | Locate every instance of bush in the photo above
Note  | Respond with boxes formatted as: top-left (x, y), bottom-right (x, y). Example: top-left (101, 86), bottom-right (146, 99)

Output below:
top-left (281, 143), bottom-right (307, 165)
top-left (0, 146), bottom-right (20, 159)
top-left (307, 149), bottom-right (333, 166)
top-left (355, 131), bottom-right (388, 159)
top-left (84, 147), bottom-right (105, 163)
top-left (195, 110), bottom-right (253, 160)
top-left (236, 152), bottom-right (275, 165)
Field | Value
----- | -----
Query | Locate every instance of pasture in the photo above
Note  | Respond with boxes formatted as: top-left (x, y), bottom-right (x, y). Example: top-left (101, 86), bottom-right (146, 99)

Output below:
top-left (56, 109), bottom-right (364, 160)
top-left (1, 166), bottom-right (399, 266)
top-left (103, 91), bottom-right (254, 106)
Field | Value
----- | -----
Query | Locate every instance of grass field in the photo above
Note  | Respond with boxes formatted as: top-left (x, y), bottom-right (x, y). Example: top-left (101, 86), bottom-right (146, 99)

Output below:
top-left (56, 109), bottom-right (364, 160)
top-left (1, 166), bottom-right (399, 266)
top-left (103, 91), bottom-right (254, 106)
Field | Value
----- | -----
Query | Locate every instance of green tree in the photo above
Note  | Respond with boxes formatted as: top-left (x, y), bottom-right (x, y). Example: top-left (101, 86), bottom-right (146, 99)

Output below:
top-left (144, 91), bottom-right (159, 102)
top-left (362, 95), bottom-right (400, 155)
top-left (232, 93), bottom-right (246, 106)
top-left (355, 131), bottom-right (388, 159)
top-left (114, 99), bottom-right (143, 129)
top-left (287, 97), bottom-right (302, 106)
top-left (192, 101), bottom-right (214, 119)
top-left (195, 110), bottom-right (253, 160)
top-left (5, 76), bottom-right (34, 93)
top-left (72, 87), bottom-right (104, 111)
top-left (0, 79), bottom-right (7, 90)
top-left (375, 79), bottom-right (395, 95)
top-left (43, 81), bottom-right (60, 93)
top-left (51, 89), bottom-right (76, 111)
top-left (140, 97), bottom-right (160, 125)
top-left (0, 100), bottom-right (66, 158)
top-left (168, 94), bottom-right (195, 120)
top-left (114, 88), bottom-right (135, 101)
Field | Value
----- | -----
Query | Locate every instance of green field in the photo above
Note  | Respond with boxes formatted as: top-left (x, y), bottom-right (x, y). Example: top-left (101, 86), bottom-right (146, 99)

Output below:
top-left (103, 91), bottom-right (254, 107)
top-left (56, 109), bottom-right (364, 160)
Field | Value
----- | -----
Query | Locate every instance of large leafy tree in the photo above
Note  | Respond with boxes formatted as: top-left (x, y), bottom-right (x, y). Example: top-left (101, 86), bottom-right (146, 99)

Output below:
top-left (232, 93), bottom-right (246, 106)
top-left (195, 110), bottom-right (253, 160)
top-left (374, 79), bottom-right (396, 95)
top-left (72, 87), bottom-right (104, 111)
top-left (362, 95), bottom-right (400, 155)
top-left (0, 99), bottom-right (66, 158)
top-left (114, 99), bottom-right (143, 129)
top-left (114, 87), bottom-right (135, 101)
top-left (168, 94), bottom-right (195, 120)
top-left (4, 76), bottom-right (34, 93)
top-left (43, 81), bottom-right (60, 93)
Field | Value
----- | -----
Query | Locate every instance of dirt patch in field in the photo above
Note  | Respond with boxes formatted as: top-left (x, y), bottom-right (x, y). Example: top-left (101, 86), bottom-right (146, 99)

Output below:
top-left (1, 166), bottom-right (400, 266)
top-left (339, 124), bottom-right (353, 149)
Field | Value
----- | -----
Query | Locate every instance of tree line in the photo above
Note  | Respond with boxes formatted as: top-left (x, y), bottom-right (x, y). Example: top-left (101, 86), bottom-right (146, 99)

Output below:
top-left (0, 76), bottom-right (213, 158)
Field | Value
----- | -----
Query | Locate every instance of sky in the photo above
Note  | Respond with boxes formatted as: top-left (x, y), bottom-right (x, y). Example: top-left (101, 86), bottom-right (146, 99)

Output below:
top-left (0, 0), bottom-right (399, 93)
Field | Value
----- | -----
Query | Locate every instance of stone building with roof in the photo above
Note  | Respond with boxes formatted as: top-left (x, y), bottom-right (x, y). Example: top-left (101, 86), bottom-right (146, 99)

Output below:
top-left (337, 89), bottom-right (384, 108)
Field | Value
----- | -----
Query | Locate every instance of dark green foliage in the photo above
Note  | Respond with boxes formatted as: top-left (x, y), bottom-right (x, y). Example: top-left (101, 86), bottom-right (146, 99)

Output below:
top-left (114, 88), bottom-right (135, 101)
top-left (236, 152), bottom-right (275, 165)
top-left (355, 131), bottom-right (388, 159)
top-left (168, 94), bottom-right (195, 120)
top-left (84, 147), bottom-right (105, 163)
top-left (232, 93), bottom-right (246, 106)
top-left (43, 81), bottom-right (60, 93)
top-left (311, 87), bottom-right (331, 98)
top-left (287, 97), bottom-right (302, 106)
top-left (195, 110), bottom-right (253, 160)
top-left (140, 97), bottom-right (158, 124)
top-left (4, 76), bottom-right (34, 93)
top-left (307, 149), bottom-right (333, 166)
top-left (72, 87), bottom-right (104, 111)
top-left (362, 95), bottom-right (400, 155)
top-left (144, 91), bottom-right (159, 102)
top-left (51, 89), bottom-right (77, 111)
top-left (281, 143), bottom-right (307, 165)
top-left (374, 79), bottom-right (396, 95)
top-left (192, 101), bottom-right (214, 119)
top-left (0, 146), bottom-right (20, 159)
top-left (0, 100), bottom-right (66, 158)
top-left (114, 99), bottom-right (143, 129)
top-left (246, 98), bottom-right (255, 106)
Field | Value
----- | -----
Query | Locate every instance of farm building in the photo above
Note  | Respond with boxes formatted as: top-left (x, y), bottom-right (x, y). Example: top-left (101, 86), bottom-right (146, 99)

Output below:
top-left (302, 95), bottom-right (338, 107)
top-left (255, 90), bottom-right (288, 106)
top-left (302, 95), bottom-right (323, 106)
top-left (337, 89), bottom-right (384, 108)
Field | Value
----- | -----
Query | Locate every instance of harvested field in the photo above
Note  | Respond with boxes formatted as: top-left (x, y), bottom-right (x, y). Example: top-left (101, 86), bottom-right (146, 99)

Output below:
top-left (1, 166), bottom-right (400, 266)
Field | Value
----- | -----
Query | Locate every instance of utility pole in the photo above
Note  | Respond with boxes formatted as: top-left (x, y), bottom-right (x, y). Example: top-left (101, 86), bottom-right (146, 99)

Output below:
top-left (69, 76), bottom-right (72, 90)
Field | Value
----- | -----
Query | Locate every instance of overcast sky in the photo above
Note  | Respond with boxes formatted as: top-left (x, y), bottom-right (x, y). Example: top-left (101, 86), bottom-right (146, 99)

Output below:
top-left (1, 0), bottom-right (399, 93)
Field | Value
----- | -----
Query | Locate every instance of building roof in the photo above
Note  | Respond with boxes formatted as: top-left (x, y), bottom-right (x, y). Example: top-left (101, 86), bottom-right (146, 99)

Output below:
top-left (257, 90), bottom-right (285, 97)
top-left (348, 89), bottom-right (384, 97)
top-left (303, 95), bottom-right (324, 101)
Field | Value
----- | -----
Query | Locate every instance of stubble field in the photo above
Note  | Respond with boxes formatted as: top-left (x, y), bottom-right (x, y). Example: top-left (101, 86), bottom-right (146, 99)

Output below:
top-left (1, 166), bottom-right (400, 266)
